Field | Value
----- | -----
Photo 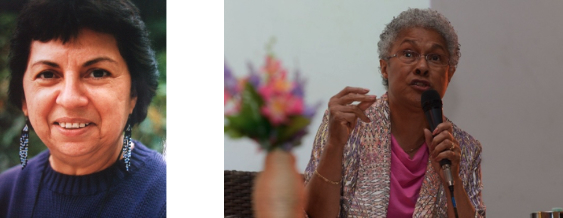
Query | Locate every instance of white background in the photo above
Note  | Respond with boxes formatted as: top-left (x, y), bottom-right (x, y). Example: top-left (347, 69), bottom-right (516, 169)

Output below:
top-left (223, 0), bottom-right (563, 217)
top-left (434, 0), bottom-right (563, 216)
top-left (224, 0), bottom-right (428, 172)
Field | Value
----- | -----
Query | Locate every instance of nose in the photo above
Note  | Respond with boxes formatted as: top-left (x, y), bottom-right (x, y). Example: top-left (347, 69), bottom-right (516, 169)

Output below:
top-left (414, 56), bottom-right (429, 76)
top-left (55, 75), bottom-right (88, 108)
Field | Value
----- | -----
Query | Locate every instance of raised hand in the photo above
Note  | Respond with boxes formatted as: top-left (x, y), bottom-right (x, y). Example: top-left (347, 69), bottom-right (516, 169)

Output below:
top-left (327, 86), bottom-right (377, 147)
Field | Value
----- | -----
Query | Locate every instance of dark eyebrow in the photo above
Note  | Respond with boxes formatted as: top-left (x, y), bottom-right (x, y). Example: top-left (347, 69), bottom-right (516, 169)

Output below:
top-left (29, 57), bottom-right (118, 69)
top-left (30, 60), bottom-right (60, 68)
top-left (83, 57), bottom-right (118, 67)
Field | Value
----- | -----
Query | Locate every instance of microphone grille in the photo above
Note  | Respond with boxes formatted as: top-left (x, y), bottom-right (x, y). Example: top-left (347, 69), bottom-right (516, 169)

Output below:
top-left (421, 89), bottom-right (442, 112)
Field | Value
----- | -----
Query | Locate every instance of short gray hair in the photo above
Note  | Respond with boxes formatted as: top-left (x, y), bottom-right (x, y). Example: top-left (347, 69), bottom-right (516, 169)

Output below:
top-left (378, 8), bottom-right (460, 89)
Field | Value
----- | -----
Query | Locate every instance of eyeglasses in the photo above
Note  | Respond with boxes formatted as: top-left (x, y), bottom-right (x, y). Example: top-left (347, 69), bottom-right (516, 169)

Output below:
top-left (388, 50), bottom-right (449, 67)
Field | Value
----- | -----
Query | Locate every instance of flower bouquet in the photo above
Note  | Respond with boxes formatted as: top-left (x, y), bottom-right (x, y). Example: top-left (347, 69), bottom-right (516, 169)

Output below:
top-left (224, 55), bottom-right (317, 152)
top-left (225, 54), bottom-right (316, 217)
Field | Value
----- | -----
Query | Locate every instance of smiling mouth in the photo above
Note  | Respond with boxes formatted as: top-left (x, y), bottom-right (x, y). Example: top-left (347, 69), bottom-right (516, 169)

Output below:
top-left (55, 122), bottom-right (92, 129)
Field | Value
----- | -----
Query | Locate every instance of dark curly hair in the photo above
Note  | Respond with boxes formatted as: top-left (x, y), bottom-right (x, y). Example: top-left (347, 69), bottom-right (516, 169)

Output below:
top-left (8, 0), bottom-right (159, 126)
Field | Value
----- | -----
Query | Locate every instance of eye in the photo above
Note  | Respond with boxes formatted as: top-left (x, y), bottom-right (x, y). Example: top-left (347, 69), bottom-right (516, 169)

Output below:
top-left (427, 54), bottom-right (442, 62)
top-left (402, 50), bottom-right (417, 59)
top-left (37, 71), bottom-right (57, 79)
top-left (89, 69), bottom-right (111, 78)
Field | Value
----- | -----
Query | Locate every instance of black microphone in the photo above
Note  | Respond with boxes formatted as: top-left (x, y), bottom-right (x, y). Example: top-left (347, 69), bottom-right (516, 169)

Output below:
top-left (421, 89), bottom-right (454, 188)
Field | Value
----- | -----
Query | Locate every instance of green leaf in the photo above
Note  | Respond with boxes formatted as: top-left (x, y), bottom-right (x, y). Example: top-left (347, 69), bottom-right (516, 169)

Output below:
top-left (224, 125), bottom-right (244, 138)
top-left (276, 115), bottom-right (311, 144)
top-left (224, 83), bottom-right (273, 142)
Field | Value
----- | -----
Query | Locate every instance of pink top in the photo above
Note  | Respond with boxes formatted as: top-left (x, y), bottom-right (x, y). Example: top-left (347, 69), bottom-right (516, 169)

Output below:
top-left (386, 134), bottom-right (429, 218)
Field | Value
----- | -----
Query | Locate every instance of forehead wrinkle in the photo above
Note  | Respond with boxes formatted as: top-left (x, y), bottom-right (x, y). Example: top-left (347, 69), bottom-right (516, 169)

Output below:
top-left (397, 38), bottom-right (447, 53)
top-left (398, 39), bottom-right (417, 47)
top-left (429, 43), bottom-right (447, 54)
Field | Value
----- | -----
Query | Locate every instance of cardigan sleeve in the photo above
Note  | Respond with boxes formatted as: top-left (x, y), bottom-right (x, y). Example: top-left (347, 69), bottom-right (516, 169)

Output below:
top-left (467, 141), bottom-right (486, 217)
top-left (453, 124), bottom-right (486, 218)
top-left (303, 109), bottom-right (330, 185)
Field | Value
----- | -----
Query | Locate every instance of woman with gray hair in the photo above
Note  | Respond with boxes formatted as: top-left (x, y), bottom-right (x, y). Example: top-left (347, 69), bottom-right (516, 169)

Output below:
top-left (304, 8), bottom-right (485, 217)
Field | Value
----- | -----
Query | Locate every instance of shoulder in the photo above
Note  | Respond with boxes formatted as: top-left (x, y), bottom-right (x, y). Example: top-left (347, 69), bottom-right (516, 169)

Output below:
top-left (131, 140), bottom-right (166, 182)
top-left (129, 140), bottom-right (166, 193)
top-left (362, 93), bottom-right (390, 126)
top-left (0, 166), bottom-right (20, 215)
top-left (449, 120), bottom-right (482, 153)
top-left (118, 140), bottom-right (166, 216)
top-left (0, 166), bottom-right (21, 194)
top-left (0, 150), bottom-right (49, 211)
top-left (0, 149), bottom-right (50, 187)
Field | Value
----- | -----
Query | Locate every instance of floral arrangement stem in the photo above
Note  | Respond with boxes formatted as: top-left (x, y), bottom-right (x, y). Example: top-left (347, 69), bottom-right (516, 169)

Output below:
top-left (252, 148), bottom-right (305, 218)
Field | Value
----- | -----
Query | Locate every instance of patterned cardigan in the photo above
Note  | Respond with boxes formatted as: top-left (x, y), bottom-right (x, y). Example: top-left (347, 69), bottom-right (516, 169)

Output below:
top-left (304, 93), bottom-right (485, 217)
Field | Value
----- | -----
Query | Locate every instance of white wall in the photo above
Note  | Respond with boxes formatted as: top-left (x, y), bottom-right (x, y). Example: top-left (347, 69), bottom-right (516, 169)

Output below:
top-left (432, 0), bottom-right (563, 217)
top-left (225, 0), bottom-right (563, 217)
top-left (224, 0), bottom-right (430, 171)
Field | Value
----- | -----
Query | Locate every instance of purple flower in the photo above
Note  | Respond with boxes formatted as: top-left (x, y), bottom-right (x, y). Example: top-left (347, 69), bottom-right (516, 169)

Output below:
top-left (224, 61), bottom-right (238, 95)
top-left (246, 62), bottom-right (260, 88)
top-left (303, 101), bottom-right (322, 119)
top-left (291, 70), bottom-right (305, 98)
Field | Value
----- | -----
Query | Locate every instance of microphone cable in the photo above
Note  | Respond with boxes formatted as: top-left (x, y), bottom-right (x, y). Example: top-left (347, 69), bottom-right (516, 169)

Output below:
top-left (449, 184), bottom-right (459, 218)
top-left (442, 163), bottom-right (458, 218)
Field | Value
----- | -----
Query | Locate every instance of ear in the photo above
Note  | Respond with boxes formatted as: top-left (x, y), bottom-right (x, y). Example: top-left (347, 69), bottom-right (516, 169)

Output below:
top-left (447, 66), bottom-right (456, 83)
top-left (22, 98), bottom-right (28, 117)
top-left (129, 96), bottom-right (138, 114)
top-left (380, 59), bottom-right (389, 80)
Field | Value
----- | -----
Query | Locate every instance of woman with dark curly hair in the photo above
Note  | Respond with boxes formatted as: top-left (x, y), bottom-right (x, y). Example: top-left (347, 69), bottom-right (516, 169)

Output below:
top-left (304, 8), bottom-right (485, 217)
top-left (0, 0), bottom-right (165, 217)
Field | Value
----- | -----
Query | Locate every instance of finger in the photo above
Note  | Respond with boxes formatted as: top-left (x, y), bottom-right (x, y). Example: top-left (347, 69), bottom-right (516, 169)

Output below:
top-left (431, 139), bottom-right (456, 159)
top-left (339, 112), bottom-right (360, 125)
top-left (339, 93), bottom-right (377, 105)
top-left (423, 128), bottom-right (434, 152)
top-left (336, 104), bottom-right (371, 123)
top-left (433, 149), bottom-right (458, 163)
top-left (333, 111), bottom-right (360, 128)
top-left (429, 124), bottom-right (454, 149)
top-left (430, 130), bottom-right (453, 147)
top-left (357, 97), bottom-right (377, 111)
top-left (331, 104), bottom-right (369, 121)
top-left (432, 121), bottom-right (454, 136)
top-left (335, 86), bottom-right (370, 98)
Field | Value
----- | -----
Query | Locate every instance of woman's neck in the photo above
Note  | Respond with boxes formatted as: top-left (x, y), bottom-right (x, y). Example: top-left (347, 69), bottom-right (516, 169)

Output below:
top-left (48, 139), bottom-right (128, 176)
top-left (389, 98), bottom-right (428, 152)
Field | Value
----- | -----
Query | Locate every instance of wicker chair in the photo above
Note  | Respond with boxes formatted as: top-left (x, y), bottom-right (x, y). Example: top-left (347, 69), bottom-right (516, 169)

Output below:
top-left (224, 170), bottom-right (258, 218)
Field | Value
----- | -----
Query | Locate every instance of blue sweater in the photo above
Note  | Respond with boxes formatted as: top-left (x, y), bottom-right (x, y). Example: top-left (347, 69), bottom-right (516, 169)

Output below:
top-left (0, 140), bottom-right (166, 217)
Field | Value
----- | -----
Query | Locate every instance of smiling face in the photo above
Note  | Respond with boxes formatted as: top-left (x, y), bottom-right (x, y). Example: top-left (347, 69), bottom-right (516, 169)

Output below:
top-left (380, 27), bottom-right (455, 109)
top-left (22, 28), bottom-right (137, 160)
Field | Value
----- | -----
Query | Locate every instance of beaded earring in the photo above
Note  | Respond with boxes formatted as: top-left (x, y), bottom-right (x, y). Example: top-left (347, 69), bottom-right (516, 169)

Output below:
top-left (122, 116), bottom-right (132, 171)
top-left (19, 118), bottom-right (30, 169)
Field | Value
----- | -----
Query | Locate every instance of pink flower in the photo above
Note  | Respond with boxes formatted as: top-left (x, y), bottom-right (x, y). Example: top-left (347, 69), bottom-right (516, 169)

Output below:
top-left (258, 81), bottom-right (289, 99)
top-left (261, 94), bottom-right (304, 126)
top-left (224, 89), bottom-right (231, 105)
top-left (263, 56), bottom-right (282, 75)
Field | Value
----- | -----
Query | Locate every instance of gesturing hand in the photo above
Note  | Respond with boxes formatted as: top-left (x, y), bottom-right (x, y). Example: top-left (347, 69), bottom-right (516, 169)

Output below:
top-left (327, 87), bottom-right (377, 148)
